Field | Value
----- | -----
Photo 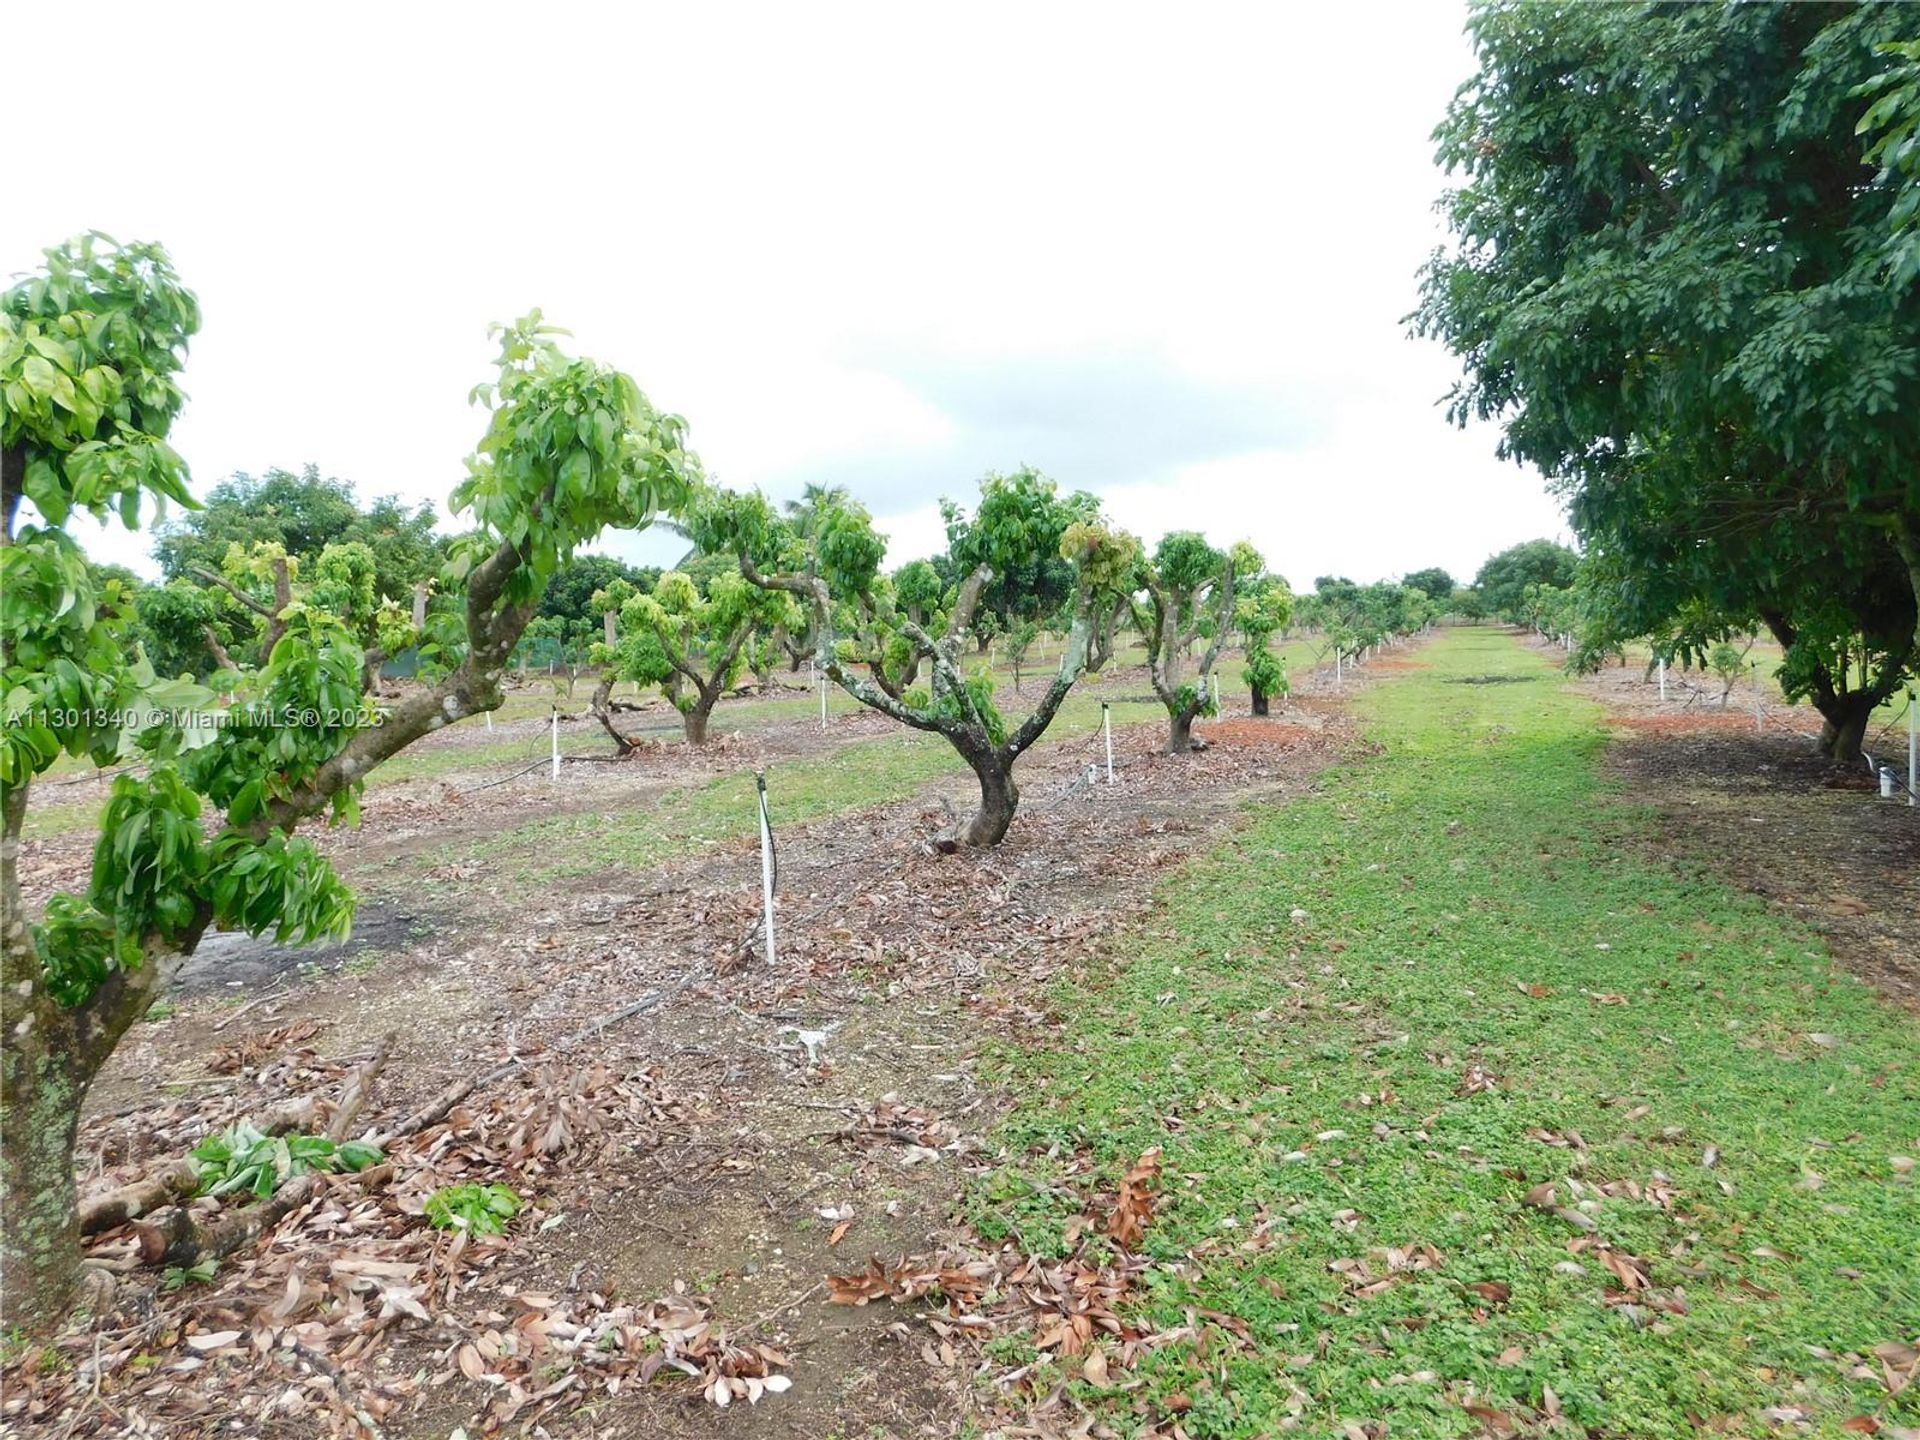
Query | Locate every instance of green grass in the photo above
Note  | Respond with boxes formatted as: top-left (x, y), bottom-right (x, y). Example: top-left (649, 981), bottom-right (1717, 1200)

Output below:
top-left (972, 627), bottom-right (1918, 1438)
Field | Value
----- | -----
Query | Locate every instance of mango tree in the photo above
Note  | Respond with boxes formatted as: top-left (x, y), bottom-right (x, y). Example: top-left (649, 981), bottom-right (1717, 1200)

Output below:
top-left (941, 467), bottom-right (1100, 654)
top-left (1415, 3), bottom-right (1919, 760)
top-left (1237, 587), bottom-right (1294, 715)
top-left (0, 239), bottom-right (696, 1331)
top-left (593, 567), bottom-right (784, 747)
top-left (696, 481), bottom-right (1136, 845)
top-left (1137, 532), bottom-right (1246, 752)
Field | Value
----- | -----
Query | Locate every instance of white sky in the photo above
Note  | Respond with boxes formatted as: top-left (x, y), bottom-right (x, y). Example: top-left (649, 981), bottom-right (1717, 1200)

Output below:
top-left (6, 1), bottom-right (1570, 591)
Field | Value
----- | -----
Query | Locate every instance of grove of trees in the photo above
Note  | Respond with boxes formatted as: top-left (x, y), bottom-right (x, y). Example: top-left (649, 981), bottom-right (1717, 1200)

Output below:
top-left (0, 233), bottom-right (1449, 1340)
top-left (1472, 540), bottom-right (1577, 626)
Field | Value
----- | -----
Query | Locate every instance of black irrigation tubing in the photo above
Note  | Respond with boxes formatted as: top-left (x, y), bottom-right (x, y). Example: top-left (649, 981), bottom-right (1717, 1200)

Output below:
top-left (1864, 692), bottom-right (1915, 755)
top-left (464, 758), bottom-right (553, 793)
top-left (42, 760), bottom-right (152, 788)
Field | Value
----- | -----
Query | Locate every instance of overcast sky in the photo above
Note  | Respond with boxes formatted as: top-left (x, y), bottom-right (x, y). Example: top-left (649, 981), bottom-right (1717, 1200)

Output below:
top-left (6, 1), bottom-right (1570, 591)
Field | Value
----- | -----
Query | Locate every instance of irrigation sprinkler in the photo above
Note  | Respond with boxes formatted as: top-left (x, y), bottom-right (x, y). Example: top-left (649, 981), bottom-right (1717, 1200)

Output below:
top-left (1102, 701), bottom-right (1114, 783)
top-left (1880, 765), bottom-right (1896, 800)
top-left (755, 771), bottom-right (777, 968)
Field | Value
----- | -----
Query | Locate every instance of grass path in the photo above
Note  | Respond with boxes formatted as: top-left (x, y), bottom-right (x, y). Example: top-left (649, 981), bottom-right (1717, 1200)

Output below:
top-left (977, 627), bottom-right (1917, 1438)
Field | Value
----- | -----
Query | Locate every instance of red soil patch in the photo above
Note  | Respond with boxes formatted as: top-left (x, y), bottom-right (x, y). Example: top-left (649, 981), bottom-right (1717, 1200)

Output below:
top-left (1614, 710), bottom-right (1779, 736)
top-left (1205, 717), bottom-right (1316, 748)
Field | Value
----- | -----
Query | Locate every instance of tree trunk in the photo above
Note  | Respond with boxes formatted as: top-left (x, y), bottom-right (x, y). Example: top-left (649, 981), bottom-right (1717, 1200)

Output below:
top-left (590, 674), bottom-right (641, 754)
top-left (1168, 706), bottom-right (1198, 753)
top-left (1892, 514), bottom-right (1920, 681)
top-left (683, 698), bottom-right (712, 746)
top-left (1815, 694), bottom-right (1873, 764)
top-left (1, 776), bottom-right (91, 1328)
top-left (962, 752), bottom-right (1020, 847)
top-left (1088, 612), bottom-right (1114, 674)
top-left (1251, 687), bottom-right (1269, 717)
top-left (1, 1039), bottom-right (90, 1330)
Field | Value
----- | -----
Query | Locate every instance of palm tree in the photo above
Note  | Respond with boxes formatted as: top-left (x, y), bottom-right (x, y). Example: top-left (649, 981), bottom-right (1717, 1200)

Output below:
top-left (783, 483), bottom-right (852, 540)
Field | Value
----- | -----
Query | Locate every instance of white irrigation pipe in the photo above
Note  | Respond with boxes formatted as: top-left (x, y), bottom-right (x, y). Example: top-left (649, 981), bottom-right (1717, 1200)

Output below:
top-left (485, 710), bottom-right (493, 733)
top-left (819, 671), bottom-right (828, 732)
top-left (1908, 689), bottom-right (1916, 808)
top-left (1751, 662), bottom-right (1763, 733)
top-left (550, 708), bottom-right (560, 781)
top-left (1102, 701), bottom-right (1114, 783)
top-left (755, 771), bottom-right (777, 968)
top-left (1210, 672), bottom-right (1220, 710)
top-left (1658, 657), bottom-right (1667, 703)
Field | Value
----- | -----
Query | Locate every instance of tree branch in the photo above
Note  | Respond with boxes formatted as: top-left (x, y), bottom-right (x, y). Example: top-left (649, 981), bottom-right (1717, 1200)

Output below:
top-left (188, 566), bottom-right (273, 619)
top-left (201, 625), bottom-right (237, 672)
top-left (258, 538), bottom-right (534, 834)
top-left (1007, 580), bottom-right (1096, 757)
top-left (1196, 565), bottom-right (1238, 680)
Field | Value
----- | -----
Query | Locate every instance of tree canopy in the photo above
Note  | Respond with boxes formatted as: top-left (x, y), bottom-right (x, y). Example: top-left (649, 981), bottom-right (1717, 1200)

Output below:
top-left (154, 466), bottom-right (445, 604)
top-left (1416, 2), bottom-right (1920, 758)
top-left (941, 467), bottom-right (1101, 644)
top-left (1473, 540), bottom-right (1578, 625)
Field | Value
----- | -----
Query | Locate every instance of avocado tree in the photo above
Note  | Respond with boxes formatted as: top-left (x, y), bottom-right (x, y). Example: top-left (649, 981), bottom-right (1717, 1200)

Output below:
top-left (1137, 532), bottom-right (1245, 752)
top-left (0, 239), bottom-right (696, 1331)
top-left (697, 481), bottom-right (1136, 846)
top-left (592, 567), bottom-right (784, 747)
top-left (892, 559), bottom-right (945, 626)
top-left (155, 466), bottom-right (446, 613)
top-left (132, 578), bottom-right (220, 678)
